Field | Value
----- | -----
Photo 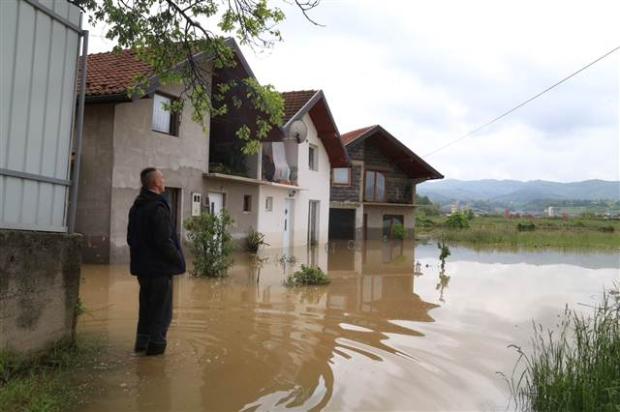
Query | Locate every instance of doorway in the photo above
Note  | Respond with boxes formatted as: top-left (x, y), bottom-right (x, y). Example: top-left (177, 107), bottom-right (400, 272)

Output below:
top-left (207, 192), bottom-right (224, 215)
top-left (308, 200), bottom-right (320, 245)
top-left (283, 198), bottom-right (294, 249)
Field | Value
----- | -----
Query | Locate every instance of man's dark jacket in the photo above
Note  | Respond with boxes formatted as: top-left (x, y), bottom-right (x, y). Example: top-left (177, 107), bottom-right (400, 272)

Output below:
top-left (127, 189), bottom-right (186, 277)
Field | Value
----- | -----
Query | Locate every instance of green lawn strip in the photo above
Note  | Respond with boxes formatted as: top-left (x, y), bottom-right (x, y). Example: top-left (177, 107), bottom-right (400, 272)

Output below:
top-left (416, 215), bottom-right (620, 251)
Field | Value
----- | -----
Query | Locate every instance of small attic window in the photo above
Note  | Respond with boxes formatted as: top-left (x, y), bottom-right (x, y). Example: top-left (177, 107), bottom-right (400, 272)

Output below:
top-left (152, 93), bottom-right (180, 136)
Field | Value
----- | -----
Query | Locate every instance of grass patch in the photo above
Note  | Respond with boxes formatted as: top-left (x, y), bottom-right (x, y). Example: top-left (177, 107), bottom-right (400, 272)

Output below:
top-left (416, 215), bottom-right (620, 251)
top-left (0, 337), bottom-right (102, 412)
top-left (285, 264), bottom-right (330, 286)
top-left (506, 286), bottom-right (620, 411)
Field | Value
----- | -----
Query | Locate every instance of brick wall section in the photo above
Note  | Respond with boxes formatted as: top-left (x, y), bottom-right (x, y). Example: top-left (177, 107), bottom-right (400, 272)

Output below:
top-left (331, 138), bottom-right (413, 204)
top-left (0, 230), bottom-right (82, 354)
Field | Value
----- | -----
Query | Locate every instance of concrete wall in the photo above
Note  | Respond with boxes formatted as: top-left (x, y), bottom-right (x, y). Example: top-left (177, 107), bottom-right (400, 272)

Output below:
top-left (0, 230), bottom-right (81, 354)
top-left (291, 114), bottom-right (331, 247)
top-left (75, 104), bottom-right (114, 263)
top-left (108, 83), bottom-right (212, 262)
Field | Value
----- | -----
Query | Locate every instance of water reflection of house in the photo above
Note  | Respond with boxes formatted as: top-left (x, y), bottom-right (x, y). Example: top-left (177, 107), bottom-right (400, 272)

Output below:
top-left (329, 125), bottom-right (443, 241)
top-left (327, 240), bottom-right (438, 326)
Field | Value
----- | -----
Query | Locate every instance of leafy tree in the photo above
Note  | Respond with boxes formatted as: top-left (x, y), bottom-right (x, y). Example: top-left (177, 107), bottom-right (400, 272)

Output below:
top-left (446, 212), bottom-right (470, 229)
top-left (71, 0), bottom-right (320, 154)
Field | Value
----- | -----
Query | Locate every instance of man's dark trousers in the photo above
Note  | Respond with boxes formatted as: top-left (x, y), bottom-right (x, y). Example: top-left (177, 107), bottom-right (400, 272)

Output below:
top-left (135, 275), bottom-right (173, 353)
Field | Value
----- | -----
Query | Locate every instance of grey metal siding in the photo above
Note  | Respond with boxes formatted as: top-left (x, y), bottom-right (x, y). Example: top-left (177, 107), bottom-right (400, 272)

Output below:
top-left (0, 0), bottom-right (81, 231)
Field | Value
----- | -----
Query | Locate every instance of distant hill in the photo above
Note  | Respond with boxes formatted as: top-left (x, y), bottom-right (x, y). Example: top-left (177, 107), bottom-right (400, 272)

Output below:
top-left (418, 179), bottom-right (620, 205)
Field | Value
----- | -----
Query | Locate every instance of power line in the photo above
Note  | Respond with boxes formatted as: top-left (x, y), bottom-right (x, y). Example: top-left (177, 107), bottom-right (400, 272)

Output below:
top-left (423, 45), bottom-right (620, 158)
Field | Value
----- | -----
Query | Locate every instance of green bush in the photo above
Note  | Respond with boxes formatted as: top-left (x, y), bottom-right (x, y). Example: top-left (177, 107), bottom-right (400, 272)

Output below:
top-left (184, 210), bottom-right (234, 277)
top-left (517, 222), bottom-right (536, 232)
top-left (391, 223), bottom-right (407, 239)
top-left (464, 209), bottom-right (475, 220)
top-left (285, 264), bottom-right (330, 286)
top-left (446, 212), bottom-right (470, 229)
top-left (599, 225), bottom-right (615, 233)
top-left (246, 227), bottom-right (269, 252)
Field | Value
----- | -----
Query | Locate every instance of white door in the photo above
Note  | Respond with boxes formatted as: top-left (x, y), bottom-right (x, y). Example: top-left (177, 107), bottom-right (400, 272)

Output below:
top-left (208, 192), bottom-right (224, 214)
top-left (283, 198), bottom-right (294, 248)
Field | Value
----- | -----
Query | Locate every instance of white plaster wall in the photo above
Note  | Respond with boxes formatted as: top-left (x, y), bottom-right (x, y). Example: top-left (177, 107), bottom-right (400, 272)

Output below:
top-left (292, 114), bottom-right (331, 246)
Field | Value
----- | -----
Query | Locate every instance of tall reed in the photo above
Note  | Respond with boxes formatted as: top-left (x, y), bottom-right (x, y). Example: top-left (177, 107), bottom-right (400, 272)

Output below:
top-left (507, 286), bottom-right (620, 411)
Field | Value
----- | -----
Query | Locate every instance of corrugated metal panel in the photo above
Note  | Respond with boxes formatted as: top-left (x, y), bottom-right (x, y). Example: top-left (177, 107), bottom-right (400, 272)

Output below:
top-left (0, 0), bottom-right (81, 232)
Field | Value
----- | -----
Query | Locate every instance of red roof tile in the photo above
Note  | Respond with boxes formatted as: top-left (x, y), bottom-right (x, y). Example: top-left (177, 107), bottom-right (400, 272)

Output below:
top-left (85, 50), bottom-right (152, 97)
top-left (281, 90), bottom-right (318, 123)
top-left (341, 125), bottom-right (377, 145)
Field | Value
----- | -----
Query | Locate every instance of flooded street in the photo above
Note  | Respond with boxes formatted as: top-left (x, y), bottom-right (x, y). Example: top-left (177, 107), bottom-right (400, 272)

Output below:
top-left (77, 241), bottom-right (619, 411)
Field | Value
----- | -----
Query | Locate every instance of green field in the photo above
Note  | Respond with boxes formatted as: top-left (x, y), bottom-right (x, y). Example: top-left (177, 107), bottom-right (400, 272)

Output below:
top-left (416, 214), bottom-right (620, 251)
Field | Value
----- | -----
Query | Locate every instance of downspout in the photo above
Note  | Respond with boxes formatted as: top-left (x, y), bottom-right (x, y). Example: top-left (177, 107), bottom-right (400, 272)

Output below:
top-left (68, 30), bottom-right (88, 233)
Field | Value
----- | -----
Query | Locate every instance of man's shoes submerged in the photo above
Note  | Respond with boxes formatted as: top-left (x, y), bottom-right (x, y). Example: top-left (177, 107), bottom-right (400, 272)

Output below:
top-left (145, 342), bottom-right (167, 356)
top-left (134, 335), bottom-right (149, 353)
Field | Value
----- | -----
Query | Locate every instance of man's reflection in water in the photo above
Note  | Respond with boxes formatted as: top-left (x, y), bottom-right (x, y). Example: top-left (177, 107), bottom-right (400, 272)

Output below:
top-left (135, 358), bottom-right (172, 412)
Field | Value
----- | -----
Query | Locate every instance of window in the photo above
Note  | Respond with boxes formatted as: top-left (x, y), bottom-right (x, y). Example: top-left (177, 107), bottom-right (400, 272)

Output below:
top-left (332, 168), bottom-right (351, 185)
top-left (243, 195), bottom-right (252, 212)
top-left (152, 93), bottom-right (180, 136)
top-left (364, 171), bottom-right (386, 202)
top-left (308, 145), bottom-right (318, 171)
top-left (265, 196), bottom-right (273, 212)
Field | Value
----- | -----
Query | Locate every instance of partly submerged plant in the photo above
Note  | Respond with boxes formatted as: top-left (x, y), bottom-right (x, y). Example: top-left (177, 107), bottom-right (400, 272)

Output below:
top-left (184, 210), bottom-right (234, 277)
top-left (246, 227), bottom-right (269, 253)
top-left (505, 285), bottom-right (620, 411)
top-left (285, 264), bottom-right (330, 287)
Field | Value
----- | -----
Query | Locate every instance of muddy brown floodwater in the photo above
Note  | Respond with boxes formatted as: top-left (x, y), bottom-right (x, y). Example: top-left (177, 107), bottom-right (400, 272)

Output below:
top-left (76, 240), bottom-right (620, 411)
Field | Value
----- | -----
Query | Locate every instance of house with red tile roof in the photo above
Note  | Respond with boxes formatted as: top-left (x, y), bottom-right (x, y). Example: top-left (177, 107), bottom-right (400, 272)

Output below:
top-left (329, 125), bottom-right (443, 240)
top-left (76, 40), bottom-right (348, 262)
top-left (205, 86), bottom-right (349, 249)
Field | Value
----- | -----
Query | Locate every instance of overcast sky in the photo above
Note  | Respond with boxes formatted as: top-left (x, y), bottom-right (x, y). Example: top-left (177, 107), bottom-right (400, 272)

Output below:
top-left (87, 0), bottom-right (620, 182)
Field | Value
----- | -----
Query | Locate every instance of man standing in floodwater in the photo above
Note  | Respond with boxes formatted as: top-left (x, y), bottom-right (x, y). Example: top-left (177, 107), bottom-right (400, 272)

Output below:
top-left (127, 168), bottom-right (186, 356)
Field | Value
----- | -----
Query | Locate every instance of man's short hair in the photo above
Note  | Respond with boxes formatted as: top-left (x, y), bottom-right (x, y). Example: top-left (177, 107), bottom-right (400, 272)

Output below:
top-left (140, 167), bottom-right (157, 188)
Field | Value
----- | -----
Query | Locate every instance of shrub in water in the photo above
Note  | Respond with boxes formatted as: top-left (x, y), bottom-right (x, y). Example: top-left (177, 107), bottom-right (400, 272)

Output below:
top-left (517, 222), bottom-right (536, 232)
top-left (184, 210), bottom-right (234, 277)
top-left (507, 286), bottom-right (620, 411)
top-left (246, 227), bottom-right (269, 252)
top-left (285, 264), bottom-right (330, 286)
top-left (446, 212), bottom-right (470, 229)
top-left (391, 223), bottom-right (407, 239)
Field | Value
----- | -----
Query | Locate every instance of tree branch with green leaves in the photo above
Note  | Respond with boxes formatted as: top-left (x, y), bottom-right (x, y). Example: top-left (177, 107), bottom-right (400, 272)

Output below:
top-left (71, 0), bottom-right (321, 153)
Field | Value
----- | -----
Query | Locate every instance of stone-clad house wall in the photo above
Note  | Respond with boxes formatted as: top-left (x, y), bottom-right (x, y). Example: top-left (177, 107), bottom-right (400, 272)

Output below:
top-left (330, 138), bottom-right (413, 204)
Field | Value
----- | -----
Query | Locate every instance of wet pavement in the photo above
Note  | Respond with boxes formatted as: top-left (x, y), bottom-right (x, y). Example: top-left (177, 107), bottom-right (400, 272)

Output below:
top-left (76, 240), bottom-right (620, 411)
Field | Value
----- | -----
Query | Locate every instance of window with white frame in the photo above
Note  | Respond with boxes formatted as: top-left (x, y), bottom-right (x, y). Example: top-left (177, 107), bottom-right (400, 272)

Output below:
top-left (332, 168), bottom-right (351, 185)
top-left (265, 196), bottom-right (273, 211)
top-left (152, 93), bottom-right (180, 136)
top-left (308, 144), bottom-right (318, 171)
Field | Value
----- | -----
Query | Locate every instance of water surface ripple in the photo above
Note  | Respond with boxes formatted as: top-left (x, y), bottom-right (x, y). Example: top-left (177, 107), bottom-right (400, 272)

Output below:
top-left (77, 240), bottom-right (619, 411)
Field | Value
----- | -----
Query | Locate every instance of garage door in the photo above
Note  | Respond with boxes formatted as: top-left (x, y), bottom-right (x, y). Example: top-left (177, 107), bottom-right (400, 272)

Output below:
top-left (329, 208), bottom-right (356, 240)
